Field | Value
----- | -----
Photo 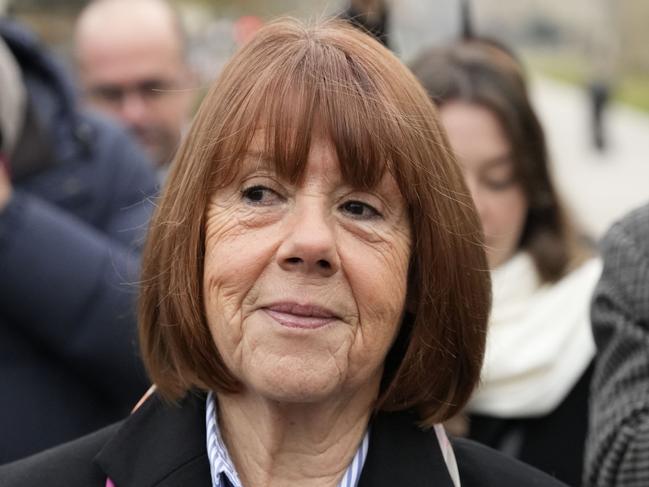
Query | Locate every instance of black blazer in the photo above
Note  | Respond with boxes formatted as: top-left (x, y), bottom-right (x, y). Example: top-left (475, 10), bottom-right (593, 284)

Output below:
top-left (0, 392), bottom-right (567, 486)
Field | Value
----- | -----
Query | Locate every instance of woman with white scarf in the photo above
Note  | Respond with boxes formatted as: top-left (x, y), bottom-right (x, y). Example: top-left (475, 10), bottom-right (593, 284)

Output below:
top-left (411, 40), bottom-right (600, 486)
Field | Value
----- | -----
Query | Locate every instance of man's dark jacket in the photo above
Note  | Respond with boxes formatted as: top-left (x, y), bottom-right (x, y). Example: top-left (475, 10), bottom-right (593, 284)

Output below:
top-left (0, 392), bottom-right (568, 486)
top-left (0, 19), bottom-right (157, 463)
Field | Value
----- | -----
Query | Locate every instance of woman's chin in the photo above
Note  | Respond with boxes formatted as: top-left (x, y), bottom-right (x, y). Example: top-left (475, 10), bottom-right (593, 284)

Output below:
top-left (245, 358), bottom-right (347, 404)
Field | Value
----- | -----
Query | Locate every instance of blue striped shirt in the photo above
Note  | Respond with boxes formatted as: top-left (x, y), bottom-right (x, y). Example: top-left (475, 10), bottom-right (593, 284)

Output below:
top-left (206, 392), bottom-right (369, 487)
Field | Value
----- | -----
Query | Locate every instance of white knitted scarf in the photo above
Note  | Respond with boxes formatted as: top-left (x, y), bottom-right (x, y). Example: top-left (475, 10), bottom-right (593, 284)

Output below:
top-left (468, 252), bottom-right (602, 417)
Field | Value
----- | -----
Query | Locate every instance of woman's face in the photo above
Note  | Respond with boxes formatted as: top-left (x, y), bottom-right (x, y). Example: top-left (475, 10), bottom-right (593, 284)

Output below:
top-left (203, 134), bottom-right (411, 404)
top-left (439, 101), bottom-right (528, 269)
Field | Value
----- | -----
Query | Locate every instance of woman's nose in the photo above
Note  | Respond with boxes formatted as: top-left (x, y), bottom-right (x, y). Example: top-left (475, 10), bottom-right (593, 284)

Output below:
top-left (276, 202), bottom-right (340, 278)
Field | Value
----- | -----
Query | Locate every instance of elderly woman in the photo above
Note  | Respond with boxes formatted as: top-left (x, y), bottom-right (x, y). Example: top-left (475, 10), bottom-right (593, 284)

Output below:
top-left (2, 19), bottom-right (565, 487)
top-left (411, 41), bottom-right (601, 485)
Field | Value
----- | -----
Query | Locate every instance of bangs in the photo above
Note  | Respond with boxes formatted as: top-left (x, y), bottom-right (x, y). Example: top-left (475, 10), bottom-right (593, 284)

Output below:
top-left (208, 28), bottom-right (405, 191)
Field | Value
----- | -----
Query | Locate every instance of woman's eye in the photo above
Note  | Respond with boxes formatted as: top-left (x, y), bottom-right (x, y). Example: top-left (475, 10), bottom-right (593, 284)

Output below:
top-left (483, 177), bottom-right (517, 192)
top-left (340, 200), bottom-right (381, 219)
top-left (241, 185), bottom-right (282, 205)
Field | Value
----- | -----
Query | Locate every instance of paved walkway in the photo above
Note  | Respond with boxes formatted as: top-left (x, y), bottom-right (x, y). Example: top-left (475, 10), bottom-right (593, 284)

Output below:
top-left (530, 76), bottom-right (649, 238)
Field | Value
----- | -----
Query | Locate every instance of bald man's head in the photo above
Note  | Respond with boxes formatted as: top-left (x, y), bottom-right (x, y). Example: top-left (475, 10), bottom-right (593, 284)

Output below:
top-left (75, 0), bottom-right (194, 167)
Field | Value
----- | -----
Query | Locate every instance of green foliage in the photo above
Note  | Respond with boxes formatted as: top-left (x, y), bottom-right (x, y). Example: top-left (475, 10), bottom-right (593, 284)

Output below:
top-left (526, 52), bottom-right (586, 85)
top-left (616, 75), bottom-right (649, 113)
top-left (526, 52), bottom-right (649, 114)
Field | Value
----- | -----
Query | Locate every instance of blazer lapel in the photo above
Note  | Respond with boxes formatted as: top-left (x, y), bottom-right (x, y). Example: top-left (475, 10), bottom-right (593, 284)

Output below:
top-left (358, 410), bottom-right (455, 487)
top-left (94, 391), bottom-right (211, 487)
top-left (94, 393), bottom-right (453, 487)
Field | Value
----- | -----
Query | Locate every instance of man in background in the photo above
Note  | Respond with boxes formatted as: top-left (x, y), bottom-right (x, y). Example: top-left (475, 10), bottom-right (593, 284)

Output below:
top-left (75, 0), bottom-right (194, 169)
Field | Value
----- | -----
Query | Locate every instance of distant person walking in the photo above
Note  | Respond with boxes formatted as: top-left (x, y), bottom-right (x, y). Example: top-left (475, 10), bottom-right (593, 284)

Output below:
top-left (588, 80), bottom-right (611, 151)
top-left (585, 3), bottom-right (618, 152)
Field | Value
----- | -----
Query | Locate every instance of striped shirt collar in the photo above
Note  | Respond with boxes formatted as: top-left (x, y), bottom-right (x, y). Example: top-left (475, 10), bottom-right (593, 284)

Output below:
top-left (205, 392), bottom-right (369, 487)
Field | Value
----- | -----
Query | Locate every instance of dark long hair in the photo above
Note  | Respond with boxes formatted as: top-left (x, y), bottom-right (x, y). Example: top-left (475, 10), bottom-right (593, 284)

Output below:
top-left (410, 40), bottom-right (586, 282)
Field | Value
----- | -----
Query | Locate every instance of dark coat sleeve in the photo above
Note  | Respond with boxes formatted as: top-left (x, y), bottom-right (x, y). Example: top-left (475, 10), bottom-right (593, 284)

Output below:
top-left (584, 203), bottom-right (649, 487)
top-left (0, 120), bottom-right (158, 408)
top-left (0, 422), bottom-right (120, 486)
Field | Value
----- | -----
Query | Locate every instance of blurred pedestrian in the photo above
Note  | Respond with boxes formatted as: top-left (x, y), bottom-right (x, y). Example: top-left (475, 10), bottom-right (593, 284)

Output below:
top-left (0, 18), bottom-right (156, 463)
top-left (411, 40), bottom-right (601, 486)
top-left (588, 80), bottom-right (611, 151)
top-left (584, 202), bottom-right (649, 486)
top-left (75, 0), bottom-right (195, 170)
top-left (585, 2), bottom-right (618, 153)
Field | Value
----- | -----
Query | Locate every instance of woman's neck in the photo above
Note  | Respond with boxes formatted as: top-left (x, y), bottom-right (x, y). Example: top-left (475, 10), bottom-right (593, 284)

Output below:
top-left (216, 388), bottom-right (375, 487)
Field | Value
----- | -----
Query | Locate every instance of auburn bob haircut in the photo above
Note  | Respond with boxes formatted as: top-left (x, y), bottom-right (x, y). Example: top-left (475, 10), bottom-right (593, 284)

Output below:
top-left (139, 18), bottom-right (490, 426)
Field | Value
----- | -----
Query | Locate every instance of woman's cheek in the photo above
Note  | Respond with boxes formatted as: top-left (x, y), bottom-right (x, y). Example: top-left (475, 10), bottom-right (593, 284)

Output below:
top-left (341, 236), bottom-right (409, 377)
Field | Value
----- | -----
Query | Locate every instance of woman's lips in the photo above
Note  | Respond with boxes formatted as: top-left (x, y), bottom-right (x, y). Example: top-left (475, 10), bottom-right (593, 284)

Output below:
top-left (263, 302), bottom-right (339, 329)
